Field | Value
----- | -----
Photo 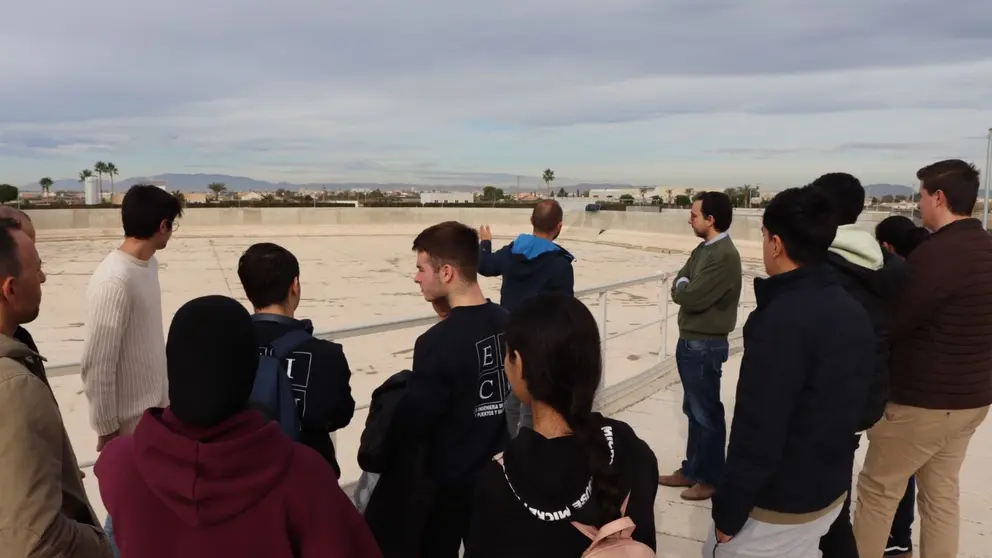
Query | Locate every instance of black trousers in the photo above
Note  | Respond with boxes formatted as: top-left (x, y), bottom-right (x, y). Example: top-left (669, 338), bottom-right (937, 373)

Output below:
top-left (420, 486), bottom-right (475, 558)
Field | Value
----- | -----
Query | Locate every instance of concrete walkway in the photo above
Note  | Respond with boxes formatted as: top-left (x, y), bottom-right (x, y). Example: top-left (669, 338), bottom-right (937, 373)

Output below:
top-left (614, 354), bottom-right (992, 557)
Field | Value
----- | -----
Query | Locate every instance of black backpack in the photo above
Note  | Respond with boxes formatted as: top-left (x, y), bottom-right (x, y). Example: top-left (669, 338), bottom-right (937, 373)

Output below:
top-left (248, 316), bottom-right (313, 440)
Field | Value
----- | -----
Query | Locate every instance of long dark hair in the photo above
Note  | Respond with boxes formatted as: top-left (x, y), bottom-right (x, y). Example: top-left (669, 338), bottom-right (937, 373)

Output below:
top-left (504, 293), bottom-right (623, 521)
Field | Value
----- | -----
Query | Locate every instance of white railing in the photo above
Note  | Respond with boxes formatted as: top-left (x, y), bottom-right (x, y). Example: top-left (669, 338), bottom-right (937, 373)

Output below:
top-left (73, 270), bottom-right (757, 471)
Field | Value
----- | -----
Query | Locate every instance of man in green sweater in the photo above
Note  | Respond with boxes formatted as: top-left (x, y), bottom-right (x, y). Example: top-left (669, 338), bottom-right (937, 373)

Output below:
top-left (659, 191), bottom-right (742, 501)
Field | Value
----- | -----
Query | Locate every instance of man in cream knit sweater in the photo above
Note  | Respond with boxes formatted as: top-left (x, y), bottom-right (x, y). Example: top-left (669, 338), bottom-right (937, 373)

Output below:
top-left (81, 185), bottom-right (183, 450)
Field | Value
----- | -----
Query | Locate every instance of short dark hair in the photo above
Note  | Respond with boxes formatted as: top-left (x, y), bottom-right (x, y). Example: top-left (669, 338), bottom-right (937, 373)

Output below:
top-left (875, 215), bottom-right (930, 258)
top-left (762, 186), bottom-right (838, 265)
top-left (531, 200), bottom-right (563, 233)
top-left (238, 243), bottom-right (300, 309)
top-left (121, 185), bottom-right (183, 239)
top-left (809, 172), bottom-right (864, 225)
top-left (917, 159), bottom-right (980, 216)
top-left (693, 191), bottom-right (733, 232)
top-left (412, 221), bottom-right (480, 282)
top-left (0, 218), bottom-right (23, 279)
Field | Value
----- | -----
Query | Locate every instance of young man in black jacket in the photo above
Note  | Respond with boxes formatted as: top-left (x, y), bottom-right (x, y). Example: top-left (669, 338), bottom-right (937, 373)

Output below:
top-left (237, 242), bottom-right (356, 477)
top-left (393, 221), bottom-right (510, 558)
top-left (478, 199), bottom-right (574, 438)
top-left (810, 173), bottom-right (909, 557)
top-left (707, 186), bottom-right (875, 558)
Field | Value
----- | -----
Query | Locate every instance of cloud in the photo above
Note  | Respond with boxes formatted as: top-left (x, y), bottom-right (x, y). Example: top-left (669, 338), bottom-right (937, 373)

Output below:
top-left (2, 0), bottom-right (992, 187)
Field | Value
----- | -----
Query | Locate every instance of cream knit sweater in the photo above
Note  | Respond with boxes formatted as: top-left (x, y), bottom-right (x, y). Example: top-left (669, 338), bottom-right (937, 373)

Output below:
top-left (81, 250), bottom-right (169, 437)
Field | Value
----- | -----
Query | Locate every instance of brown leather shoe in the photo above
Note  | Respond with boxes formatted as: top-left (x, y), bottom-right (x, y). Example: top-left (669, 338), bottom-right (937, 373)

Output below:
top-left (658, 469), bottom-right (694, 488)
top-left (681, 483), bottom-right (716, 501)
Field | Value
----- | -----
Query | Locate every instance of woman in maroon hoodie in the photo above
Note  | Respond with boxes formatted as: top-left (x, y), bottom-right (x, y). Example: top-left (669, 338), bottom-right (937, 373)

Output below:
top-left (95, 295), bottom-right (381, 558)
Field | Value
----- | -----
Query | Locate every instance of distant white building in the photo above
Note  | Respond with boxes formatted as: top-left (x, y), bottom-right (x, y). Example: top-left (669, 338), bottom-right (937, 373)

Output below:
top-left (588, 188), bottom-right (642, 200)
top-left (83, 176), bottom-right (101, 205)
top-left (420, 192), bottom-right (475, 204)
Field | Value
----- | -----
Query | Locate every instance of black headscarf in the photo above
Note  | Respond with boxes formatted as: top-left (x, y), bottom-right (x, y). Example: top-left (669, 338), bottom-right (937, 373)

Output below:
top-left (167, 295), bottom-right (259, 428)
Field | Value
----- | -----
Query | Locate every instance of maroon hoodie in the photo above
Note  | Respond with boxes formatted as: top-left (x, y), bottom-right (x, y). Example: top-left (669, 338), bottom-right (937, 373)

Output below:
top-left (95, 408), bottom-right (381, 558)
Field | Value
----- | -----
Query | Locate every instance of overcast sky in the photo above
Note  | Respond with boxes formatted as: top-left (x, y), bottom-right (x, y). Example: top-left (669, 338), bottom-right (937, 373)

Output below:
top-left (2, 0), bottom-right (991, 188)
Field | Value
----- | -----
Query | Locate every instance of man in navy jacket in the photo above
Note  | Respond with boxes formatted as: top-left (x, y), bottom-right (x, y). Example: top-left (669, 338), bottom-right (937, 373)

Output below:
top-left (707, 186), bottom-right (874, 558)
top-left (478, 199), bottom-right (575, 313)
top-left (478, 200), bottom-right (575, 436)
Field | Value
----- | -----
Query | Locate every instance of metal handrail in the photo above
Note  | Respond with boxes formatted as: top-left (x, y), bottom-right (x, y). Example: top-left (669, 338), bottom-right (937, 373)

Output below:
top-left (45, 272), bottom-right (673, 379)
top-left (73, 271), bottom-right (675, 470)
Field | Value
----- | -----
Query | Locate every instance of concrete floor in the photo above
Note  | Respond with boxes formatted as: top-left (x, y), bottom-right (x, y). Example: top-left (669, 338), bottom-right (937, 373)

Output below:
top-left (37, 223), bottom-right (987, 557)
top-left (42, 225), bottom-right (728, 519)
top-left (624, 354), bottom-right (992, 557)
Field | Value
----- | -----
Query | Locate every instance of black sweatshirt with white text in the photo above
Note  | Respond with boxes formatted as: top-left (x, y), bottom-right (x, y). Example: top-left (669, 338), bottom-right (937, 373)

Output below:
top-left (392, 301), bottom-right (510, 488)
top-left (253, 315), bottom-right (356, 477)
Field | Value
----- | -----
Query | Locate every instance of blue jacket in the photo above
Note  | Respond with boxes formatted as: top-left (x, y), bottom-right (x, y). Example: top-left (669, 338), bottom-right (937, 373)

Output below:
top-left (479, 234), bottom-right (575, 313)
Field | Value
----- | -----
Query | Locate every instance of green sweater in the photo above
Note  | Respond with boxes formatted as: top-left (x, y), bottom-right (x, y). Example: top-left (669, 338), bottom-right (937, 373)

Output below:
top-left (672, 234), bottom-right (743, 340)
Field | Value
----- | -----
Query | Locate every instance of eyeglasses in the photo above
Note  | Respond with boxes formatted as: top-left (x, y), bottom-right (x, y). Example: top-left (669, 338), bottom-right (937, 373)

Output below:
top-left (166, 220), bottom-right (180, 232)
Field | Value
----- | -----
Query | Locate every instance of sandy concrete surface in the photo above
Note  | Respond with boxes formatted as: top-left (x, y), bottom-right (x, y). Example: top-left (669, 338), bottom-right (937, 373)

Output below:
top-left (626, 353), bottom-right (992, 557)
top-left (36, 223), bottom-right (759, 521)
top-left (40, 218), bottom-right (987, 557)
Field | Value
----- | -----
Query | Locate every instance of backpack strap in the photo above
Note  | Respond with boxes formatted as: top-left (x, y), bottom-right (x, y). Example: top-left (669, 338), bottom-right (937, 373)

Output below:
top-left (252, 313), bottom-right (315, 334)
top-left (269, 330), bottom-right (313, 360)
top-left (570, 491), bottom-right (634, 543)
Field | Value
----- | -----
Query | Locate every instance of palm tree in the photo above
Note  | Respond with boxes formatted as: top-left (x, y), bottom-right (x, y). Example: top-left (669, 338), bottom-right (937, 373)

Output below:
top-left (172, 190), bottom-right (186, 205)
top-left (638, 187), bottom-right (650, 204)
top-left (542, 169), bottom-right (555, 197)
top-left (105, 162), bottom-right (119, 197)
top-left (39, 177), bottom-right (54, 197)
top-left (207, 182), bottom-right (228, 201)
top-left (665, 188), bottom-right (674, 208)
top-left (685, 187), bottom-right (694, 200)
top-left (94, 161), bottom-right (108, 196)
top-left (78, 169), bottom-right (93, 183)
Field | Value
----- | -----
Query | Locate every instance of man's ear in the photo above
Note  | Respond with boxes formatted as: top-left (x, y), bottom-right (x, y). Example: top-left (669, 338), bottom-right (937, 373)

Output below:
top-left (772, 235), bottom-right (785, 259)
top-left (440, 263), bottom-right (455, 284)
top-left (0, 276), bottom-right (14, 300)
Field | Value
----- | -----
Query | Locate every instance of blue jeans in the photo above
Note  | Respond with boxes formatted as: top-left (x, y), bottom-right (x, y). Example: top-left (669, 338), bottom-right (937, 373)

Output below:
top-left (104, 515), bottom-right (119, 557)
top-left (676, 337), bottom-right (729, 486)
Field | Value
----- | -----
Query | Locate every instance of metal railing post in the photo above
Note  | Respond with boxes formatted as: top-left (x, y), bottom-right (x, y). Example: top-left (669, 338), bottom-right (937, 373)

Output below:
top-left (661, 276), bottom-right (669, 360)
top-left (598, 289), bottom-right (608, 391)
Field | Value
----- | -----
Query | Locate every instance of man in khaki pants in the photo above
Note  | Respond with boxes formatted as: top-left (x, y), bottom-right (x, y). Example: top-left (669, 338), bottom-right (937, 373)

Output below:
top-left (854, 159), bottom-right (992, 558)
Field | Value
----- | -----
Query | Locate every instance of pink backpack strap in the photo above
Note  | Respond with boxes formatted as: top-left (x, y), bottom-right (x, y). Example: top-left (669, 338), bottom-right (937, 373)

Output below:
top-left (571, 521), bottom-right (599, 541)
top-left (570, 491), bottom-right (633, 542)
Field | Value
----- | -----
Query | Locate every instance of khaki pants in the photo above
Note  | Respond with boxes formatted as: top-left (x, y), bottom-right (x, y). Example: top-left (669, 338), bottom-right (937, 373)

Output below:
top-left (853, 402), bottom-right (989, 558)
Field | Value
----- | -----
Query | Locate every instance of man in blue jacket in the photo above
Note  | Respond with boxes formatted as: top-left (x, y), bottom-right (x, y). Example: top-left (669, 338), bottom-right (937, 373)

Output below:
top-left (478, 199), bottom-right (575, 312)
top-left (478, 199), bottom-right (575, 436)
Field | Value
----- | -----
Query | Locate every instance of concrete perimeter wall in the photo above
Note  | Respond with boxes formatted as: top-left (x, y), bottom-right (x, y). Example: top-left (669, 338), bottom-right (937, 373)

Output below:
top-left (24, 207), bottom-right (895, 242)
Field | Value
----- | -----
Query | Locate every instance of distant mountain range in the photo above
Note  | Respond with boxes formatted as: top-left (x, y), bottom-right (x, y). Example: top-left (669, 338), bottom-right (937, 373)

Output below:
top-left (22, 174), bottom-right (658, 193)
top-left (20, 173), bottom-right (915, 197)
top-left (864, 183), bottom-right (914, 198)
